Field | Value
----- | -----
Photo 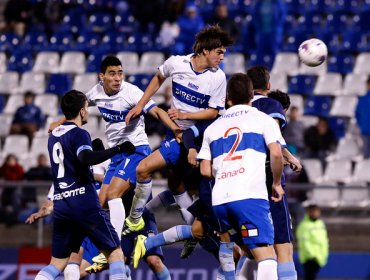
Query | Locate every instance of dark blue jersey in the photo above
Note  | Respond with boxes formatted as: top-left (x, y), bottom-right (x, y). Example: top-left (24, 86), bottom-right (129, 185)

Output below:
top-left (252, 93), bottom-right (286, 129)
top-left (48, 122), bottom-right (100, 213)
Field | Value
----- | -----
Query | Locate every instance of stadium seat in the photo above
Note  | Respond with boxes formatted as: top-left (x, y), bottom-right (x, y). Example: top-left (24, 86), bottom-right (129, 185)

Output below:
top-left (288, 94), bottom-right (304, 112)
top-left (340, 31), bottom-right (368, 53)
top-left (73, 31), bottom-right (101, 53)
top-left (0, 32), bottom-right (21, 53)
top-left (47, 31), bottom-right (74, 52)
top-left (339, 186), bottom-right (369, 210)
top-left (353, 53), bottom-right (370, 75)
top-left (348, 159), bottom-right (370, 185)
top-left (87, 13), bottom-right (113, 33)
top-left (281, 30), bottom-right (307, 52)
top-left (22, 31), bottom-right (48, 52)
top-left (325, 11), bottom-right (351, 33)
top-left (0, 71), bottom-right (19, 95)
top-left (301, 115), bottom-right (319, 128)
top-left (33, 52), bottom-right (60, 73)
top-left (45, 74), bottom-right (73, 96)
top-left (100, 32), bottom-right (126, 53)
top-left (328, 135), bottom-right (362, 161)
top-left (0, 52), bottom-right (7, 73)
top-left (342, 73), bottom-right (368, 96)
top-left (305, 186), bottom-right (340, 208)
top-left (81, 115), bottom-right (100, 135)
top-left (35, 95), bottom-right (59, 117)
top-left (223, 53), bottom-right (246, 75)
top-left (288, 75), bottom-right (316, 96)
top-left (327, 53), bottom-right (355, 75)
top-left (270, 73), bottom-right (288, 92)
top-left (73, 73), bottom-right (98, 93)
top-left (116, 52), bottom-right (139, 75)
top-left (18, 72), bottom-right (46, 95)
top-left (298, 61), bottom-right (327, 75)
top-left (126, 33), bottom-right (155, 53)
top-left (1, 135), bottom-right (29, 159)
top-left (271, 52), bottom-right (299, 76)
top-left (0, 114), bottom-right (13, 137)
top-left (301, 158), bottom-right (323, 184)
top-left (7, 50), bottom-right (33, 73)
top-left (59, 51), bottom-right (86, 74)
top-left (61, 7), bottom-right (87, 34)
top-left (328, 117), bottom-right (347, 139)
top-left (313, 73), bottom-right (342, 96)
top-left (29, 136), bottom-right (49, 159)
top-left (139, 52), bottom-right (165, 74)
top-left (321, 159), bottom-right (352, 185)
top-left (3, 95), bottom-right (24, 114)
top-left (127, 74), bottom-right (152, 91)
top-left (86, 50), bottom-right (106, 73)
top-left (296, 12), bottom-right (324, 33)
top-left (304, 96), bottom-right (332, 117)
top-left (329, 96), bottom-right (358, 118)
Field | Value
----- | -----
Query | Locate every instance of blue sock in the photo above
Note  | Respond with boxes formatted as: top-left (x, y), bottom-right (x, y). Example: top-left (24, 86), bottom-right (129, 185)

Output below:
top-left (235, 255), bottom-right (247, 276)
top-left (109, 261), bottom-right (127, 280)
top-left (278, 262), bottom-right (297, 280)
top-left (154, 266), bottom-right (171, 280)
top-left (35, 264), bottom-right (60, 280)
top-left (219, 242), bottom-right (235, 280)
top-left (145, 225), bottom-right (193, 251)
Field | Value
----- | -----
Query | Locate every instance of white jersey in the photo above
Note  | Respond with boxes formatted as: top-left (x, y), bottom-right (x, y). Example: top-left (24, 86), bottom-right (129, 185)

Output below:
top-left (86, 82), bottom-right (156, 148)
top-left (159, 54), bottom-right (226, 130)
top-left (198, 105), bottom-right (283, 206)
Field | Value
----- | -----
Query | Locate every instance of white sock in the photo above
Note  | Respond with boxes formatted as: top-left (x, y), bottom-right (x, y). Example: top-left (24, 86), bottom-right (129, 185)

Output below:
top-left (130, 180), bottom-right (152, 222)
top-left (108, 198), bottom-right (125, 240)
top-left (257, 259), bottom-right (278, 280)
top-left (173, 191), bottom-right (193, 208)
top-left (237, 257), bottom-right (251, 280)
top-left (179, 208), bottom-right (195, 225)
top-left (145, 190), bottom-right (175, 214)
top-left (64, 263), bottom-right (80, 280)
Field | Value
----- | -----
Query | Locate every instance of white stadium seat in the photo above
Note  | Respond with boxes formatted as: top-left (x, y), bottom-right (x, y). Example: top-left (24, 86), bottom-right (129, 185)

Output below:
top-left (116, 51), bottom-right (139, 75)
top-left (139, 52), bottom-right (165, 74)
top-left (3, 95), bottom-right (24, 114)
top-left (299, 61), bottom-right (327, 75)
top-left (313, 73), bottom-right (342, 96)
top-left (223, 53), bottom-right (245, 75)
top-left (59, 51), bottom-right (86, 74)
top-left (342, 73), bottom-right (367, 96)
top-left (270, 72), bottom-right (288, 92)
top-left (353, 52), bottom-right (370, 75)
top-left (18, 72), bottom-right (46, 95)
top-left (1, 135), bottom-right (29, 159)
top-left (271, 52), bottom-right (299, 75)
top-left (0, 114), bottom-right (13, 137)
top-left (329, 96), bottom-right (358, 118)
top-left (73, 73), bottom-right (98, 93)
top-left (0, 52), bottom-right (7, 73)
top-left (33, 51), bottom-right (60, 73)
top-left (34, 94), bottom-right (59, 116)
top-left (0, 71), bottom-right (19, 95)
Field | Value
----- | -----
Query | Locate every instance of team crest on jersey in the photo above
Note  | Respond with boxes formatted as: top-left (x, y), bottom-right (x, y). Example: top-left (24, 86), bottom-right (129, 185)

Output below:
top-left (104, 102), bottom-right (113, 108)
top-left (241, 223), bottom-right (258, 237)
top-left (188, 82), bottom-right (199, 90)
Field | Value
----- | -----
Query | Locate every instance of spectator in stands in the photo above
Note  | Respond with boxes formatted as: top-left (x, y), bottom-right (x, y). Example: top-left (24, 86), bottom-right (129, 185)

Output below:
top-left (355, 76), bottom-right (370, 159)
top-left (10, 91), bottom-right (44, 146)
top-left (208, 3), bottom-right (239, 42)
top-left (251, 0), bottom-right (286, 67)
top-left (3, 0), bottom-right (33, 36)
top-left (296, 204), bottom-right (329, 280)
top-left (304, 117), bottom-right (337, 165)
top-left (174, 4), bottom-right (205, 54)
top-left (283, 106), bottom-right (305, 155)
top-left (25, 153), bottom-right (52, 181)
top-left (0, 154), bottom-right (25, 225)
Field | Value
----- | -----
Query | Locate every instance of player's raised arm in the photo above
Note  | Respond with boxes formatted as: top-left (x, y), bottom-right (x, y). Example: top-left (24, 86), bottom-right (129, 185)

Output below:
top-left (125, 71), bottom-right (166, 125)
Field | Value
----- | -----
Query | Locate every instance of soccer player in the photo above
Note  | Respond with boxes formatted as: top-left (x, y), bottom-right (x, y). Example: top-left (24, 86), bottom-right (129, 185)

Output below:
top-left (197, 73), bottom-right (285, 280)
top-left (123, 25), bottom-right (234, 233)
top-left (35, 90), bottom-right (136, 280)
top-left (248, 65), bottom-right (300, 280)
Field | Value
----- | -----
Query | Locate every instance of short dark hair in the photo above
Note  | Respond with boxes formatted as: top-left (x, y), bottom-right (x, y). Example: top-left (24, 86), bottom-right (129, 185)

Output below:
top-left (61, 90), bottom-right (87, 120)
top-left (193, 25), bottom-right (234, 54)
top-left (246, 66), bottom-right (270, 90)
top-left (268, 89), bottom-right (291, 110)
top-left (227, 73), bottom-right (253, 106)
top-left (100, 55), bottom-right (122, 73)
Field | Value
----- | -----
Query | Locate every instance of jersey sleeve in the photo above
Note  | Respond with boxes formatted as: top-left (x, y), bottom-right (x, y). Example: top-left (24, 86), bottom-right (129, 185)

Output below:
top-left (265, 99), bottom-right (287, 128)
top-left (74, 129), bottom-right (93, 157)
top-left (263, 115), bottom-right (284, 146)
top-left (197, 127), bottom-right (212, 161)
top-left (158, 55), bottom-right (177, 78)
top-left (208, 72), bottom-right (227, 110)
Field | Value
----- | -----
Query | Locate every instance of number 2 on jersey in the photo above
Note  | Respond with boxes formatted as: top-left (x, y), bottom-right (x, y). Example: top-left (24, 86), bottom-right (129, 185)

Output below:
top-left (223, 127), bottom-right (242, 161)
top-left (52, 142), bottom-right (65, 178)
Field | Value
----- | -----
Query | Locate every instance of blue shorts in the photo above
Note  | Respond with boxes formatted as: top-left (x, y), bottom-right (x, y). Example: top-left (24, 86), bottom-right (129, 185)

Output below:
top-left (52, 209), bottom-right (120, 259)
top-left (121, 209), bottom-right (163, 264)
top-left (158, 137), bottom-right (182, 166)
top-left (82, 237), bottom-right (99, 264)
top-left (270, 194), bottom-right (294, 244)
top-left (213, 199), bottom-right (274, 249)
top-left (103, 145), bottom-right (151, 185)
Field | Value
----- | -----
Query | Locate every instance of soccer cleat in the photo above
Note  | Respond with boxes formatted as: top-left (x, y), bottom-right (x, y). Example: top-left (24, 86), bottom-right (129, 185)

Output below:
top-left (132, 235), bottom-right (147, 269)
top-left (122, 217), bottom-right (145, 236)
top-left (180, 238), bottom-right (198, 259)
top-left (85, 262), bottom-right (109, 274)
top-left (92, 252), bottom-right (107, 264)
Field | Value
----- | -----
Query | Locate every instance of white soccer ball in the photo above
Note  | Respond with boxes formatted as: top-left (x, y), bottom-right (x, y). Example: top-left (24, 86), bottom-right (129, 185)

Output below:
top-left (298, 38), bottom-right (328, 67)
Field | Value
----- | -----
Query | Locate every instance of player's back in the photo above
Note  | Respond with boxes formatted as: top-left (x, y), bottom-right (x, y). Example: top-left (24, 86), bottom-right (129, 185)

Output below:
top-left (48, 122), bottom-right (100, 213)
top-left (252, 94), bottom-right (286, 129)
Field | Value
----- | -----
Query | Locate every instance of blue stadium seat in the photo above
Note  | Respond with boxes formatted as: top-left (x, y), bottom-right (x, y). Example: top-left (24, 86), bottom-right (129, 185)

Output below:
top-left (327, 53), bottom-right (355, 74)
top-left (284, 0), bottom-right (306, 15)
top-left (247, 53), bottom-right (274, 70)
top-left (22, 31), bottom-right (48, 52)
top-left (339, 31), bottom-right (368, 53)
top-left (7, 50), bottom-right (33, 73)
top-left (305, 0), bottom-right (335, 13)
top-left (45, 74), bottom-right (73, 96)
top-left (328, 117), bottom-right (347, 140)
top-left (60, 7), bottom-right (87, 34)
top-left (332, 0), bottom-right (363, 13)
top-left (100, 32), bottom-right (126, 53)
top-left (46, 31), bottom-right (74, 52)
top-left (86, 50), bottom-right (106, 73)
top-left (0, 32), bottom-right (21, 53)
top-left (73, 31), bottom-right (102, 53)
top-left (288, 75), bottom-right (317, 96)
top-left (304, 96), bottom-right (332, 117)
top-left (326, 12), bottom-right (352, 33)
top-left (126, 74), bottom-right (152, 91)
top-left (281, 30), bottom-right (308, 52)
top-left (126, 33), bottom-right (155, 53)
top-left (114, 14), bottom-right (139, 34)
top-left (87, 13), bottom-right (114, 33)
top-left (296, 12), bottom-right (324, 34)
top-left (353, 10), bottom-right (370, 32)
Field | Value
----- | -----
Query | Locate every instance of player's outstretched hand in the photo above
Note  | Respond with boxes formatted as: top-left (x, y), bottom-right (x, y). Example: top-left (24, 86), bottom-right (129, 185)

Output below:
top-left (125, 104), bottom-right (143, 125)
top-left (271, 183), bottom-right (284, 203)
top-left (25, 212), bottom-right (42, 224)
top-left (117, 141), bottom-right (136, 155)
top-left (188, 148), bottom-right (199, 167)
top-left (168, 108), bottom-right (186, 120)
top-left (286, 156), bottom-right (302, 172)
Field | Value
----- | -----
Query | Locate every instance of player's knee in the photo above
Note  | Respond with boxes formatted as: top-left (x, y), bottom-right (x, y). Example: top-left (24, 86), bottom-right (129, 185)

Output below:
top-left (145, 256), bottom-right (163, 272)
top-left (191, 221), bottom-right (205, 239)
top-left (136, 162), bottom-right (151, 180)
